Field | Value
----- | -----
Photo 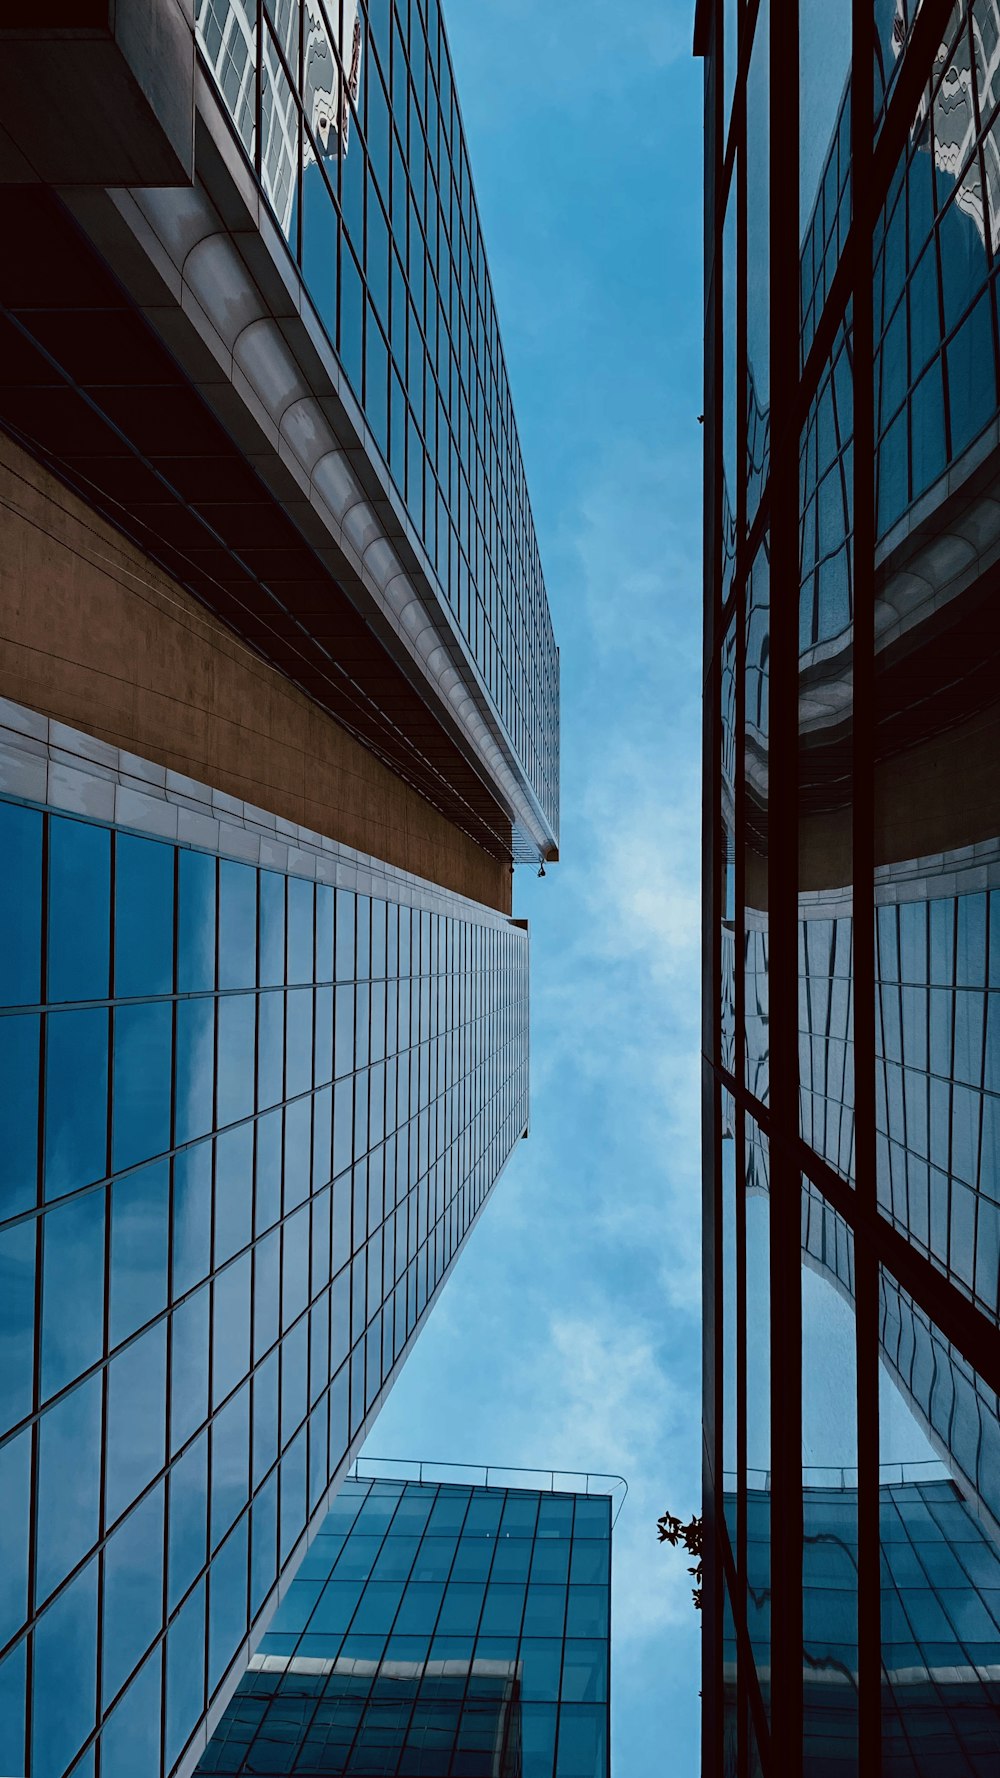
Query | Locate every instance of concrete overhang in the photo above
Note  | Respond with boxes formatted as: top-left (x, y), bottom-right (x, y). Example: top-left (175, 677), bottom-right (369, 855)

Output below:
top-left (0, 13), bottom-right (558, 867)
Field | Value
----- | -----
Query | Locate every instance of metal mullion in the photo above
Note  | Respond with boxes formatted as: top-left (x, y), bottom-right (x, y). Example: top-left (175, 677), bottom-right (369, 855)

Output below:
top-left (720, 1064), bottom-right (1000, 1401)
top-left (734, 1089), bottom-right (748, 1778)
top-left (765, 0), bottom-right (802, 1766)
top-left (720, 0), bottom-right (764, 223)
top-left (94, 827), bottom-right (119, 1757)
top-left (718, 1508), bottom-right (770, 1767)
top-left (849, 2), bottom-right (880, 1765)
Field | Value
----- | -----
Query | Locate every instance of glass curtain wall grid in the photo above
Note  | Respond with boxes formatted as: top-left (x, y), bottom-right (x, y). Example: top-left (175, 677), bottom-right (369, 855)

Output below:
top-left (197, 1473), bottom-right (611, 1778)
top-left (0, 751), bottom-right (529, 1778)
top-left (700, 1), bottom-right (1000, 1774)
top-left (194, 0), bottom-right (559, 841)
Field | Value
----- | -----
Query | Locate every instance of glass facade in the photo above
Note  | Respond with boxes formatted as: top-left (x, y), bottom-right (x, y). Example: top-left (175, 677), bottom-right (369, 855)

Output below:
top-left (701, 1), bottom-right (1000, 1772)
top-left (198, 1472), bottom-right (611, 1778)
top-left (0, 780), bottom-right (528, 1778)
top-left (194, 0), bottom-right (559, 840)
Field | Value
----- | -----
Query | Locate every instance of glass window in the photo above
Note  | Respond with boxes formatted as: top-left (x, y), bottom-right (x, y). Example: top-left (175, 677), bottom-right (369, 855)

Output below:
top-left (478, 1582), bottom-right (524, 1638)
top-left (258, 990), bottom-right (285, 1110)
top-left (177, 849), bottom-right (216, 993)
top-left (47, 816), bottom-right (110, 1002)
top-left (44, 1008), bottom-right (109, 1199)
top-left (259, 870), bottom-right (286, 987)
top-left (31, 1557), bottom-right (98, 1778)
top-left (302, 160), bottom-right (339, 342)
top-left (212, 1254), bottom-right (251, 1408)
top-left (253, 1230), bottom-right (280, 1369)
top-left (878, 1268), bottom-right (1000, 1769)
top-left (0, 801), bottom-right (42, 1005)
top-left (215, 1124), bottom-right (253, 1267)
top-left (255, 1108), bottom-right (283, 1232)
top-left (110, 1160), bottom-right (169, 1346)
top-left (521, 1583), bottom-right (565, 1637)
top-left (101, 1481), bottom-right (164, 1702)
top-left (174, 998), bottom-right (215, 1145)
top-left (286, 986), bottom-right (314, 1096)
top-left (0, 1428), bottom-right (30, 1647)
top-left (218, 860), bottom-right (256, 991)
top-left (216, 992), bottom-right (256, 1128)
top-left (0, 1012), bottom-right (40, 1220)
top-left (211, 1384), bottom-right (250, 1551)
top-left (100, 1644), bottom-right (161, 1778)
top-left (564, 1585), bottom-right (607, 1639)
top-left (114, 832), bottom-right (174, 997)
top-left (0, 1217), bottom-right (35, 1433)
top-left (802, 1189), bottom-right (858, 1767)
top-left (40, 1189), bottom-right (105, 1402)
top-left (35, 1375), bottom-right (102, 1606)
top-left (168, 1429), bottom-right (208, 1610)
top-left (0, 1640), bottom-right (26, 1778)
top-left (173, 1142), bottom-right (212, 1300)
top-left (745, 0), bottom-right (770, 526)
top-left (208, 1515), bottom-right (249, 1691)
top-left (554, 1703), bottom-right (606, 1778)
top-left (288, 876), bottom-right (314, 984)
top-left (105, 1320), bottom-right (166, 1525)
top-left (316, 884), bottom-right (334, 984)
top-left (111, 1001), bottom-right (172, 1171)
top-left (252, 1350), bottom-right (278, 1487)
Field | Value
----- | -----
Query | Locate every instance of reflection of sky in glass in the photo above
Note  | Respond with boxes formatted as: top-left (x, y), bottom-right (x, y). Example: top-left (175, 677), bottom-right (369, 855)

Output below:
top-left (801, 1266), bottom-right (942, 1471)
top-left (799, 1), bottom-right (851, 237)
top-left (879, 1360), bottom-right (946, 1472)
top-left (745, 1193), bottom-right (771, 1472)
top-left (802, 1264), bottom-right (855, 1470)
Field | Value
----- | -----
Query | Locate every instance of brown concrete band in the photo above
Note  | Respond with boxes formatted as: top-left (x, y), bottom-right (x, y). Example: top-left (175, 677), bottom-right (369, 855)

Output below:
top-left (0, 430), bottom-right (511, 913)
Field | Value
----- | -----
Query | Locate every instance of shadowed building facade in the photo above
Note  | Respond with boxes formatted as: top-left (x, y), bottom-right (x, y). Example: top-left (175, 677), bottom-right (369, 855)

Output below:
top-left (0, 5), bottom-right (557, 1776)
top-left (698, 1), bottom-right (1000, 1773)
top-left (197, 1468), bottom-right (614, 1778)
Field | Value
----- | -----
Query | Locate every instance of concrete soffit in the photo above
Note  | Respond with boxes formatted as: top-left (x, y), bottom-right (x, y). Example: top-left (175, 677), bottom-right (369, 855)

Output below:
top-left (60, 69), bottom-right (556, 863)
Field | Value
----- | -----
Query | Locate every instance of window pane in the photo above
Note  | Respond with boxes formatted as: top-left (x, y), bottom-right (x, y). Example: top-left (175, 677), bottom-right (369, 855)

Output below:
top-left (114, 832), bottom-right (174, 997)
top-left (177, 850), bottom-right (217, 993)
top-left (110, 1160), bottom-right (169, 1346)
top-left (105, 1321), bottom-right (166, 1524)
top-left (31, 1557), bottom-right (98, 1778)
top-left (101, 1482), bottom-right (164, 1702)
top-left (40, 1189), bottom-right (105, 1402)
top-left (36, 1376), bottom-right (102, 1604)
top-left (44, 1008), bottom-right (109, 1200)
top-left (47, 816), bottom-right (110, 1002)
top-left (0, 801), bottom-right (42, 1005)
top-left (112, 1001), bottom-right (172, 1171)
top-left (0, 1013), bottom-right (40, 1219)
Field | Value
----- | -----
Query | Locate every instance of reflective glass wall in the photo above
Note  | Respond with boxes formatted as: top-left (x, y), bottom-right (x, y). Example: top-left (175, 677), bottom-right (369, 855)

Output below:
top-left (701, 2), bottom-right (1000, 1772)
top-left (194, 0), bottom-right (559, 839)
top-left (0, 770), bottom-right (528, 1778)
top-left (198, 1473), bottom-right (611, 1778)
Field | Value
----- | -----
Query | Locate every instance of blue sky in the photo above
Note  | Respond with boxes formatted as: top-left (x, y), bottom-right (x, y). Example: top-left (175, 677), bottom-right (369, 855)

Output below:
top-left (363, 3), bottom-right (706, 1770)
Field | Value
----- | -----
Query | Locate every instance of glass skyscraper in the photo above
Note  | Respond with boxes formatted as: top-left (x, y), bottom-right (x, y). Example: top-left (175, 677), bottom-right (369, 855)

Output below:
top-left (197, 1466), bottom-right (614, 1778)
top-left (699, 1), bottom-right (1000, 1772)
top-left (0, 4), bottom-right (557, 1776)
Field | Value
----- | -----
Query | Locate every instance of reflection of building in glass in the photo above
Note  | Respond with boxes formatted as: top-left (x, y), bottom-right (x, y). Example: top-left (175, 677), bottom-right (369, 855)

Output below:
top-left (699, 0), bottom-right (1000, 1771)
top-left (196, 0), bottom-right (364, 236)
top-left (0, 3), bottom-right (557, 1776)
top-left (198, 1470), bottom-right (613, 1778)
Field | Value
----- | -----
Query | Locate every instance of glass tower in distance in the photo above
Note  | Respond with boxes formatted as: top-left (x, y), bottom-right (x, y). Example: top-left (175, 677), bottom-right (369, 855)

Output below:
top-left (0, 4), bottom-right (557, 1776)
top-left (698, 1), bottom-right (1000, 1773)
top-left (198, 1466), bottom-right (614, 1778)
